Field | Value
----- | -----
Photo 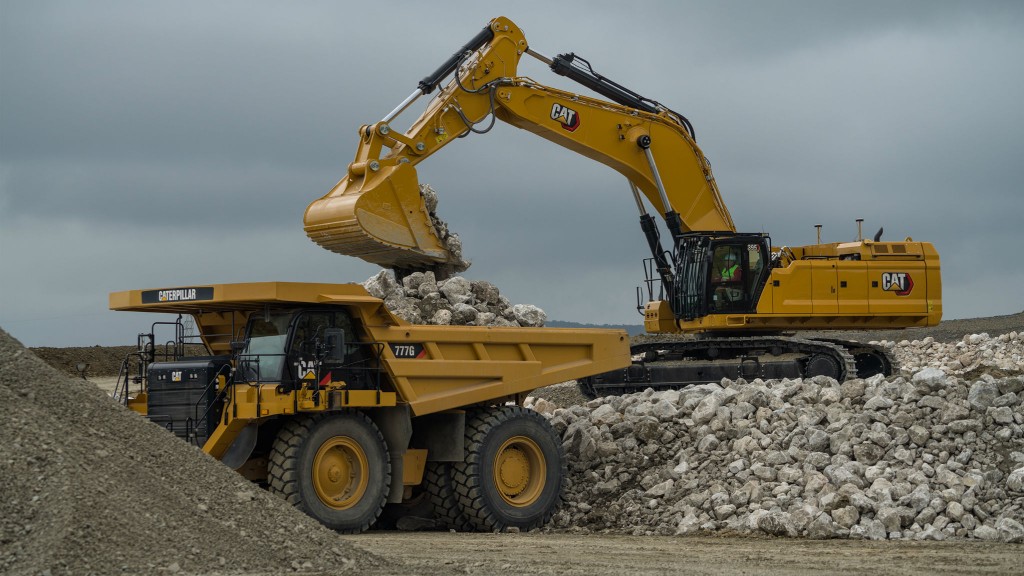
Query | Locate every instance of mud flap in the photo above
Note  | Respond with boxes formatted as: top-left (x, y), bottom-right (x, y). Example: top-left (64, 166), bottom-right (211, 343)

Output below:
top-left (221, 423), bottom-right (258, 470)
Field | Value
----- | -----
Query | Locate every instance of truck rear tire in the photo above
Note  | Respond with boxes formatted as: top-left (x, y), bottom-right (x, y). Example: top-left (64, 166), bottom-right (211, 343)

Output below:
top-left (268, 412), bottom-right (391, 533)
top-left (424, 462), bottom-right (473, 531)
top-left (453, 406), bottom-right (565, 531)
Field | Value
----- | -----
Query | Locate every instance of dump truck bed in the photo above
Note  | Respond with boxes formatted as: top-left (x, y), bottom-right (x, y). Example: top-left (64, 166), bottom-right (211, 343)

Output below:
top-left (110, 281), bottom-right (632, 415)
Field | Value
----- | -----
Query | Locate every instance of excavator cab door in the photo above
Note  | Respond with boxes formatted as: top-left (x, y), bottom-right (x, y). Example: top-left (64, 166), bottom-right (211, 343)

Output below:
top-left (672, 233), bottom-right (770, 321)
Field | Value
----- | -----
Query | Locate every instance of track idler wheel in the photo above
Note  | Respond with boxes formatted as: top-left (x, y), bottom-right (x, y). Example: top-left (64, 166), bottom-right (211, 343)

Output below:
top-left (804, 353), bottom-right (842, 380)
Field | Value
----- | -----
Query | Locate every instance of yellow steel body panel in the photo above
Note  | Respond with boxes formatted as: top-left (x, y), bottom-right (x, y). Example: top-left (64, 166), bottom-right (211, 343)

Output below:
top-left (661, 239), bottom-right (942, 333)
top-left (127, 393), bottom-right (148, 415)
top-left (402, 449), bottom-right (428, 486)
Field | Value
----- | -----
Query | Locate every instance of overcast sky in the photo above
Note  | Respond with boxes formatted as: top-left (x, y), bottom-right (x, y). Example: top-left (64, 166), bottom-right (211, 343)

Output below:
top-left (2, 0), bottom-right (1022, 347)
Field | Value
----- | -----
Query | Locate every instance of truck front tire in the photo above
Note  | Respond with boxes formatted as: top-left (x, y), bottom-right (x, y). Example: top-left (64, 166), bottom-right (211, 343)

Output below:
top-left (453, 406), bottom-right (565, 531)
top-left (268, 412), bottom-right (391, 533)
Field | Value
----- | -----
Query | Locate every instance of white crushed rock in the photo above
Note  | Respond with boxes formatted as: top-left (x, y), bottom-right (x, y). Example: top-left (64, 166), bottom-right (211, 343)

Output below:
top-left (363, 269), bottom-right (546, 328)
top-left (528, 332), bottom-right (1024, 542)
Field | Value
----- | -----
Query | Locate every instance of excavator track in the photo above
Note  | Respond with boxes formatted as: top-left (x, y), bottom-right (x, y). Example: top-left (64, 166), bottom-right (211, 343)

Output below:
top-left (578, 335), bottom-right (891, 399)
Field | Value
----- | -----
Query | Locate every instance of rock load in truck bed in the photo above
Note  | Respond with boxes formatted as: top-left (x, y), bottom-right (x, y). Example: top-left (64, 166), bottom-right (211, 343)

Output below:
top-left (0, 328), bottom-right (385, 575)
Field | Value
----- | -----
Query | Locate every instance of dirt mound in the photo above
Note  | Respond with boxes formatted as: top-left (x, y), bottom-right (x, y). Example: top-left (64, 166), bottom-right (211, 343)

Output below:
top-left (30, 345), bottom-right (208, 378)
top-left (0, 327), bottom-right (387, 575)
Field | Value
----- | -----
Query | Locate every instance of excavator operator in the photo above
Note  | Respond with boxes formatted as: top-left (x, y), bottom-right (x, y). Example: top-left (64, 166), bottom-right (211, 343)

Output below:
top-left (713, 248), bottom-right (744, 310)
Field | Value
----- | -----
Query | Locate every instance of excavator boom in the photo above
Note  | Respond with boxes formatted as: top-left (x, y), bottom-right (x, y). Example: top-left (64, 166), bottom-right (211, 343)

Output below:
top-left (303, 16), bottom-right (734, 273)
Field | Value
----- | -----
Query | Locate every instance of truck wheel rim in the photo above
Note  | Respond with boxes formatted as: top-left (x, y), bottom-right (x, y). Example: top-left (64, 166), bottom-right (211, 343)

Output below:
top-left (493, 435), bottom-right (545, 507)
top-left (313, 436), bottom-right (368, 510)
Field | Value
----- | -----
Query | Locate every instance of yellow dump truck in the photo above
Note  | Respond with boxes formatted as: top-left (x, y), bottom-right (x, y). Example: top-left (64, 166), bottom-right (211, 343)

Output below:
top-left (110, 281), bottom-right (630, 533)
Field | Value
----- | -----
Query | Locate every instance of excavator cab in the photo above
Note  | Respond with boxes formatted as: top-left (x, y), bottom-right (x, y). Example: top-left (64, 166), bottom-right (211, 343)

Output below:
top-left (672, 233), bottom-right (771, 321)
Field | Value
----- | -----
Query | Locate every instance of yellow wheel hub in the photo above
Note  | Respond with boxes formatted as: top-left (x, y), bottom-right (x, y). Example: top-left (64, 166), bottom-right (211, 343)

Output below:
top-left (493, 436), bottom-right (546, 507)
top-left (312, 436), bottom-right (368, 510)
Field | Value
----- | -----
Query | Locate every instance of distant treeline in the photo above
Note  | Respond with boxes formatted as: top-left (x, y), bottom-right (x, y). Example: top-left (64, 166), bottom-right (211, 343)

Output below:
top-left (546, 320), bottom-right (645, 336)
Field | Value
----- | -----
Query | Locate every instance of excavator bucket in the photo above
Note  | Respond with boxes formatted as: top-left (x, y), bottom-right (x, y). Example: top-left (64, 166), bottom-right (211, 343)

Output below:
top-left (303, 162), bottom-right (452, 270)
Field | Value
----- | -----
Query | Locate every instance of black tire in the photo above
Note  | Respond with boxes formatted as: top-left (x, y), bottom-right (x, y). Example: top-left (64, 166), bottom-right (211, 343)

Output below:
top-left (453, 406), bottom-right (565, 531)
top-left (268, 411), bottom-right (390, 533)
top-left (424, 462), bottom-right (474, 531)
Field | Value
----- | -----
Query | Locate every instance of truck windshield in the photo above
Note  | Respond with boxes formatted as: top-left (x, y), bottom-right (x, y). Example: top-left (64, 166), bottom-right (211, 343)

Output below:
top-left (241, 312), bottom-right (292, 382)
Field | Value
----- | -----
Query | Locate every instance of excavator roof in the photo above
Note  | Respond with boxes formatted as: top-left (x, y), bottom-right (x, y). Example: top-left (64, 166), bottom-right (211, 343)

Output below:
top-left (109, 282), bottom-right (381, 314)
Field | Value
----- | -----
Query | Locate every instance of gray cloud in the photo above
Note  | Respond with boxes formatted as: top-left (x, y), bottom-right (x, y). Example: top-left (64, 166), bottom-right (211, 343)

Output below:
top-left (2, 1), bottom-right (1022, 346)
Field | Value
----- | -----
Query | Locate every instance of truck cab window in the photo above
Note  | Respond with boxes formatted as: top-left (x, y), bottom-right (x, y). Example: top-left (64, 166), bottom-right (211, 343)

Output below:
top-left (242, 312), bottom-right (292, 382)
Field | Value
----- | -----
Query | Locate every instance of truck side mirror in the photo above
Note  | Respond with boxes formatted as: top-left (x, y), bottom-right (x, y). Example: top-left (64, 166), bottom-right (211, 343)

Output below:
top-left (322, 328), bottom-right (346, 362)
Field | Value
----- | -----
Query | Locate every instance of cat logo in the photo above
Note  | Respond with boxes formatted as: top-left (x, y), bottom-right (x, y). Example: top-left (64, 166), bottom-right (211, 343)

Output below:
top-left (297, 359), bottom-right (317, 381)
top-left (171, 371), bottom-right (182, 382)
top-left (550, 103), bottom-right (580, 132)
top-left (881, 272), bottom-right (914, 296)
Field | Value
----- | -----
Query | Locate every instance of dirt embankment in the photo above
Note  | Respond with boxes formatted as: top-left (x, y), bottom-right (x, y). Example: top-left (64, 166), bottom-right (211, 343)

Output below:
top-left (1, 328), bottom-right (388, 576)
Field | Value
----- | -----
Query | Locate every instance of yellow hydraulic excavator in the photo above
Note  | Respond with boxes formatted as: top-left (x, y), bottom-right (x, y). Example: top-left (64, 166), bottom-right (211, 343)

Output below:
top-left (304, 16), bottom-right (942, 394)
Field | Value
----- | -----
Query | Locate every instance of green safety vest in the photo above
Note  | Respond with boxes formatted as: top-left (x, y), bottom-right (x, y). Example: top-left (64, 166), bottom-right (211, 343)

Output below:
top-left (722, 264), bottom-right (738, 281)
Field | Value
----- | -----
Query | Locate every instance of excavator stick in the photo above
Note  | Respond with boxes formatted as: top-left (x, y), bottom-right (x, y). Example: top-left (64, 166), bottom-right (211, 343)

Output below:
top-left (303, 16), bottom-right (528, 273)
top-left (304, 161), bottom-right (451, 270)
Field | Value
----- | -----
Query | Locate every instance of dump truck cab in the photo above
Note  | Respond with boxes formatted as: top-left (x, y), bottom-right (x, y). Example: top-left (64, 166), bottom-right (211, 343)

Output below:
top-left (111, 281), bottom-right (630, 533)
top-left (237, 305), bottom-right (380, 391)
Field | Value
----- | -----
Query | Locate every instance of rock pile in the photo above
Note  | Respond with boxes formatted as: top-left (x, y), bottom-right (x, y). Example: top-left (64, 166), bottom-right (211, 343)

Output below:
top-left (885, 332), bottom-right (1024, 378)
top-left (363, 269), bottom-right (546, 328)
top-left (528, 333), bottom-right (1024, 542)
